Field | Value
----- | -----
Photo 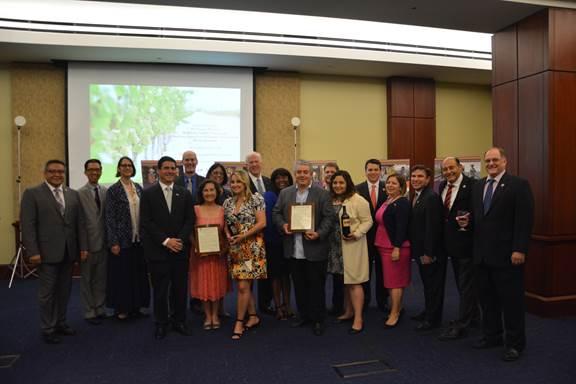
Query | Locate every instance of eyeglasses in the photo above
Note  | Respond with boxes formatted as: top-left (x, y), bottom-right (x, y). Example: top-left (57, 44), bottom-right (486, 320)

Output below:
top-left (46, 169), bottom-right (65, 174)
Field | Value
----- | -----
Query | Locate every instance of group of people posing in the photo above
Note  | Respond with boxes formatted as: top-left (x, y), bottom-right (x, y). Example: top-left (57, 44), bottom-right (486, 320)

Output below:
top-left (20, 147), bottom-right (534, 362)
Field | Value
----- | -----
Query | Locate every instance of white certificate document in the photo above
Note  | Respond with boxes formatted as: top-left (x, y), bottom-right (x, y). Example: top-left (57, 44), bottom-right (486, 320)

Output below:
top-left (196, 226), bottom-right (220, 255)
top-left (289, 204), bottom-right (314, 232)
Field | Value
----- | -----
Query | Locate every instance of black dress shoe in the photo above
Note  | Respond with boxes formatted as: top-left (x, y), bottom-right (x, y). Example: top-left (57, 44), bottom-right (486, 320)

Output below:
top-left (259, 306), bottom-right (276, 316)
top-left (55, 325), bottom-right (76, 336)
top-left (348, 327), bottom-right (363, 335)
top-left (85, 317), bottom-right (102, 326)
top-left (414, 321), bottom-right (438, 332)
top-left (290, 317), bottom-right (309, 328)
top-left (172, 322), bottom-right (192, 336)
top-left (155, 325), bottom-right (167, 340)
top-left (472, 337), bottom-right (503, 349)
top-left (410, 311), bottom-right (425, 321)
top-left (312, 322), bottom-right (325, 336)
top-left (333, 316), bottom-right (353, 324)
top-left (42, 332), bottom-right (61, 344)
top-left (438, 326), bottom-right (466, 341)
top-left (502, 347), bottom-right (521, 362)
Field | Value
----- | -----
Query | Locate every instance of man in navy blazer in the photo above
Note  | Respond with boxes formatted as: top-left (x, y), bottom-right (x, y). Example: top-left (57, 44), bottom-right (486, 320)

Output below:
top-left (355, 158), bottom-right (389, 312)
top-left (462, 147), bottom-right (534, 362)
top-left (437, 157), bottom-right (478, 340)
top-left (141, 156), bottom-right (194, 339)
top-left (409, 165), bottom-right (445, 331)
top-left (272, 160), bottom-right (336, 335)
top-left (175, 150), bottom-right (205, 204)
top-left (20, 159), bottom-right (88, 344)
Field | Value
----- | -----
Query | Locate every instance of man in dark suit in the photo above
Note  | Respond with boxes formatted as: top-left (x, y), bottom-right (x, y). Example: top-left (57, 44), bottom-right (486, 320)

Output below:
top-left (245, 151), bottom-right (274, 315)
top-left (77, 159), bottom-right (108, 325)
top-left (175, 150), bottom-right (205, 204)
top-left (461, 147), bottom-right (534, 362)
top-left (409, 165), bottom-right (445, 331)
top-left (437, 157), bottom-right (479, 340)
top-left (272, 160), bottom-right (336, 336)
top-left (141, 156), bottom-right (194, 339)
top-left (20, 159), bottom-right (88, 344)
top-left (355, 158), bottom-right (389, 312)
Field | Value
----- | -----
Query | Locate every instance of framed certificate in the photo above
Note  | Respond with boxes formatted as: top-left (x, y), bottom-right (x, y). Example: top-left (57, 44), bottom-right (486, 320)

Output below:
top-left (289, 204), bottom-right (315, 232)
top-left (195, 225), bottom-right (221, 257)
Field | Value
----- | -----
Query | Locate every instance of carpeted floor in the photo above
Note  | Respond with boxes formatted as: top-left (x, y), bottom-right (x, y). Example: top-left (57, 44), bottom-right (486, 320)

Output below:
top-left (1, 263), bottom-right (575, 384)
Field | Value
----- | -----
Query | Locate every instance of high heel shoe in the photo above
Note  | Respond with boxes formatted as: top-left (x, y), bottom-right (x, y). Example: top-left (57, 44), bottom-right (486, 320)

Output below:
top-left (245, 314), bottom-right (261, 330)
top-left (231, 319), bottom-right (245, 340)
top-left (384, 313), bottom-right (402, 329)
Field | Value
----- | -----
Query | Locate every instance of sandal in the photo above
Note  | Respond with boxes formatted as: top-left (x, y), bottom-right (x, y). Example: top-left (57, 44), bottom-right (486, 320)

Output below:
top-left (244, 314), bottom-right (261, 330)
top-left (231, 319), bottom-right (245, 340)
top-left (203, 321), bottom-right (212, 331)
top-left (212, 321), bottom-right (221, 330)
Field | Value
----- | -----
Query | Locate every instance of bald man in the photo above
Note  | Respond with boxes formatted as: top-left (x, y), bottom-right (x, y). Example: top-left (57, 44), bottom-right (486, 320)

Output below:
top-left (175, 150), bottom-right (205, 205)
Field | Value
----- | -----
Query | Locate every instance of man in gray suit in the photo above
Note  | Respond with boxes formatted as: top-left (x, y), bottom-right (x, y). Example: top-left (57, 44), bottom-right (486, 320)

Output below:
top-left (272, 160), bottom-right (336, 336)
top-left (78, 159), bottom-right (108, 325)
top-left (20, 160), bottom-right (88, 344)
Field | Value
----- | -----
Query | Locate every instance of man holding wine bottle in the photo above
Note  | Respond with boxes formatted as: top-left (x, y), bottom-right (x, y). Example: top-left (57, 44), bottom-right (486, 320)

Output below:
top-left (437, 157), bottom-right (479, 341)
top-left (272, 160), bottom-right (336, 336)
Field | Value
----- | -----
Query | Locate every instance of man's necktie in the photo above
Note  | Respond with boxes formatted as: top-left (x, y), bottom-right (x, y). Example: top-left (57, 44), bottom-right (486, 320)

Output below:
top-left (54, 188), bottom-right (65, 216)
top-left (483, 179), bottom-right (495, 214)
top-left (94, 186), bottom-right (101, 212)
top-left (370, 184), bottom-right (377, 209)
top-left (443, 183), bottom-right (453, 217)
top-left (256, 178), bottom-right (265, 194)
top-left (165, 186), bottom-right (172, 213)
top-left (186, 177), bottom-right (193, 194)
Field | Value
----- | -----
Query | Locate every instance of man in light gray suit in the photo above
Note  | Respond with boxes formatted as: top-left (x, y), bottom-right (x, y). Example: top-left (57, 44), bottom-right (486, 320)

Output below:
top-left (272, 160), bottom-right (336, 336)
top-left (20, 160), bottom-right (88, 344)
top-left (78, 159), bottom-right (108, 325)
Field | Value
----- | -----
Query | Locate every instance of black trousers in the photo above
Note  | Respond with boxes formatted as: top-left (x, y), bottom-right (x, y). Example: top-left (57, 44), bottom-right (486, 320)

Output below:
top-left (149, 257), bottom-right (189, 325)
top-left (450, 256), bottom-right (480, 328)
top-left (476, 263), bottom-right (526, 351)
top-left (363, 245), bottom-right (388, 310)
top-left (257, 278), bottom-right (273, 310)
top-left (290, 258), bottom-right (327, 324)
top-left (417, 259), bottom-right (447, 325)
top-left (331, 273), bottom-right (344, 313)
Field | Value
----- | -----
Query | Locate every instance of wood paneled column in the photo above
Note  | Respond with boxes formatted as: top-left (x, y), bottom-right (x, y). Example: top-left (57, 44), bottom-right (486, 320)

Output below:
top-left (492, 8), bottom-right (576, 316)
top-left (386, 77), bottom-right (436, 171)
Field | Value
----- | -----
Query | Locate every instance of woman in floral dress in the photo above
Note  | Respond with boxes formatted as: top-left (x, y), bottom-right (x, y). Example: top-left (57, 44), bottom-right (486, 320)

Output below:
top-left (223, 169), bottom-right (267, 340)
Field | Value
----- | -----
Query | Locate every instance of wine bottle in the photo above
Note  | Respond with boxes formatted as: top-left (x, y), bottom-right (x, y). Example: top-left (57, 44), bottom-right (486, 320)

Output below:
top-left (341, 205), bottom-right (351, 237)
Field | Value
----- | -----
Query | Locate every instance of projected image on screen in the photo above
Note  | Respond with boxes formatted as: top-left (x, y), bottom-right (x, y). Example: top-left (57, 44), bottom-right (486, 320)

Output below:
top-left (90, 84), bottom-right (241, 184)
top-left (67, 63), bottom-right (254, 189)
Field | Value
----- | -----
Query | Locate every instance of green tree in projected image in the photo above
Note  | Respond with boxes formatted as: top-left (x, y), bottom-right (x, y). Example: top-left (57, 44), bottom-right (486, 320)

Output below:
top-left (90, 84), bottom-right (193, 183)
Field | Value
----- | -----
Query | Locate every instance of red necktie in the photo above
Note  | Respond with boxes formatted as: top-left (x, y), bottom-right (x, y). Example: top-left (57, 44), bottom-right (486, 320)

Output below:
top-left (370, 184), bottom-right (377, 208)
top-left (443, 184), bottom-right (453, 216)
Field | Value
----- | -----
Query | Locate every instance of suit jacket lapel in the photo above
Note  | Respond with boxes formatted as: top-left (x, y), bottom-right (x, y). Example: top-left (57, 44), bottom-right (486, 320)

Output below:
top-left (42, 183), bottom-right (65, 220)
top-left (154, 184), bottom-right (170, 214)
top-left (486, 174), bottom-right (508, 213)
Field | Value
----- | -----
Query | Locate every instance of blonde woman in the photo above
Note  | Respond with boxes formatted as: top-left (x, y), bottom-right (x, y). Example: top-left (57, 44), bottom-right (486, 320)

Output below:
top-left (222, 169), bottom-right (267, 340)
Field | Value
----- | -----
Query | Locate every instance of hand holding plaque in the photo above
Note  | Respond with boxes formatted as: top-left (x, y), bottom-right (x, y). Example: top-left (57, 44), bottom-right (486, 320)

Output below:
top-left (289, 204), bottom-right (315, 232)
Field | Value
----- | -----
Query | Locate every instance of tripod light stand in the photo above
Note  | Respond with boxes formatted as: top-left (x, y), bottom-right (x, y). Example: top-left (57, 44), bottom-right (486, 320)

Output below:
top-left (9, 115), bottom-right (37, 288)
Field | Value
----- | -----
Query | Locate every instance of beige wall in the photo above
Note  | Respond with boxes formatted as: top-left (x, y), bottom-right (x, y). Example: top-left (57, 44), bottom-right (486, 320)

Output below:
top-left (0, 64), bottom-right (493, 266)
top-left (300, 75), bottom-right (388, 183)
top-left (0, 68), bottom-right (15, 264)
top-left (436, 82), bottom-right (493, 160)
